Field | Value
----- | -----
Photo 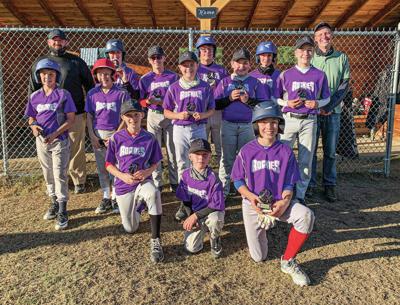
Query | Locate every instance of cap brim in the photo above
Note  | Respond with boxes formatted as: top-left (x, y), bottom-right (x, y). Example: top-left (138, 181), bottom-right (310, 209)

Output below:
top-left (189, 148), bottom-right (211, 154)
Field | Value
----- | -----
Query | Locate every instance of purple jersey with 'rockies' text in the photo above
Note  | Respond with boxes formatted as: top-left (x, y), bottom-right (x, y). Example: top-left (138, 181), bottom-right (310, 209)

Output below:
top-left (105, 128), bottom-right (162, 196)
top-left (139, 70), bottom-right (179, 112)
top-left (249, 68), bottom-right (280, 93)
top-left (197, 63), bottom-right (229, 92)
top-left (176, 167), bottom-right (225, 212)
top-left (85, 84), bottom-right (130, 131)
top-left (214, 75), bottom-right (270, 123)
top-left (25, 87), bottom-right (77, 140)
top-left (163, 80), bottom-right (215, 126)
top-left (115, 64), bottom-right (140, 91)
top-left (274, 66), bottom-right (330, 115)
top-left (231, 139), bottom-right (300, 201)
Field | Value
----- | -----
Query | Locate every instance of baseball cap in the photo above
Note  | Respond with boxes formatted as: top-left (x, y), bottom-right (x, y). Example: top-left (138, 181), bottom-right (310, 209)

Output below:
top-left (189, 138), bottom-right (211, 154)
top-left (232, 48), bottom-right (251, 61)
top-left (148, 45), bottom-right (165, 58)
top-left (120, 99), bottom-right (144, 115)
top-left (314, 22), bottom-right (332, 33)
top-left (48, 29), bottom-right (67, 40)
top-left (178, 51), bottom-right (198, 64)
top-left (295, 36), bottom-right (314, 49)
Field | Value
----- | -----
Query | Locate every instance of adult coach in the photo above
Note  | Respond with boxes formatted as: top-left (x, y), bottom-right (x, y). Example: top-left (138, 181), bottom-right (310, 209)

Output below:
top-left (29, 29), bottom-right (95, 194)
top-left (309, 22), bottom-right (350, 202)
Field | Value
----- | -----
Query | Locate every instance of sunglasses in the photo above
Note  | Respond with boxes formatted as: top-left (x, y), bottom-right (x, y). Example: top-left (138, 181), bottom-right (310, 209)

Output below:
top-left (150, 55), bottom-right (163, 60)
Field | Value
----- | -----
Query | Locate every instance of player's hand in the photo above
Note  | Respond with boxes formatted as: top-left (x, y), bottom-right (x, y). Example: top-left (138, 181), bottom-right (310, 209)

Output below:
top-left (239, 91), bottom-right (249, 104)
top-left (229, 90), bottom-right (241, 101)
top-left (132, 168), bottom-right (152, 181)
top-left (246, 192), bottom-right (262, 213)
top-left (120, 173), bottom-right (137, 185)
top-left (305, 100), bottom-right (318, 109)
top-left (192, 112), bottom-right (204, 121)
top-left (44, 132), bottom-right (57, 144)
top-left (269, 198), bottom-right (290, 218)
top-left (177, 111), bottom-right (190, 120)
top-left (183, 213), bottom-right (199, 231)
top-left (287, 98), bottom-right (303, 108)
top-left (103, 137), bottom-right (110, 148)
top-left (319, 109), bottom-right (331, 116)
top-left (31, 125), bottom-right (43, 137)
top-left (91, 136), bottom-right (102, 149)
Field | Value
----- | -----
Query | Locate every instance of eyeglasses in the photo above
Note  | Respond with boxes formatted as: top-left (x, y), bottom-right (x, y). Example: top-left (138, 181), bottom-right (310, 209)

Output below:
top-left (150, 55), bottom-right (163, 60)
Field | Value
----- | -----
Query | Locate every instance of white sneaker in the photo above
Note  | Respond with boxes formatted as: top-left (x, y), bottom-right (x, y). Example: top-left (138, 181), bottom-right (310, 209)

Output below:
top-left (150, 238), bottom-right (164, 263)
top-left (280, 256), bottom-right (310, 287)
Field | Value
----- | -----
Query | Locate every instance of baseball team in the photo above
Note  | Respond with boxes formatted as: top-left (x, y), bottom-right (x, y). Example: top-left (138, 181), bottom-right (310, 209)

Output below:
top-left (25, 21), bottom-right (350, 287)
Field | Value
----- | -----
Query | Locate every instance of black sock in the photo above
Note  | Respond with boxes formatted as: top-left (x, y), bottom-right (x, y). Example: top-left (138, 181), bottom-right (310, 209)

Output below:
top-left (150, 214), bottom-right (161, 239)
top-left (58, 201), bottom-right (67, 214)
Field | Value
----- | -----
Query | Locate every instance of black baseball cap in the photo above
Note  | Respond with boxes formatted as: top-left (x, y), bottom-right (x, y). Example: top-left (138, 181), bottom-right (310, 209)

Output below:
top-left (295, 36), bottom-right (314, 49)
top-left (314, 22), bottom-right (333, 33)
top-left (232, 48), bottom-right (251, 61)
top-left (178, 51), bottom-right (198, 64)
top-left (121, 99), bottom-right (144, 115)
top-left (189, 138), bottom-right (211, 154)
top-left (48, 29), bottom-right (67, 40)
top-left (148, 45), bottom-right (165, 58)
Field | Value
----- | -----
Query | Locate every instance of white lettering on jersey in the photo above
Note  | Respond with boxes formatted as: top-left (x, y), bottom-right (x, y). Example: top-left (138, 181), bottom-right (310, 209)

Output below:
top-left (180, 90), bottom-right (202, 100)
top-left (291, 81), bottom-right (314, 92)
top-left (150, 81), bottom-right (170, 91)
top-left (96, 101), bottom-right (117, 112)
top-left (188, 186), bottom-right (208, 200)
top-left (119, 145), bottom-right (146, 157)
top-left (251, 159), bottom-right (280, 174)
top-left (37, 103), bottom-right (57, 113)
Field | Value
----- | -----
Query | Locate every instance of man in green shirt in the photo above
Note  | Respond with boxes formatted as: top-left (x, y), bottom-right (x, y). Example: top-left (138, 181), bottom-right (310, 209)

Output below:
top-left (309, 22), bottom-right (350, 202)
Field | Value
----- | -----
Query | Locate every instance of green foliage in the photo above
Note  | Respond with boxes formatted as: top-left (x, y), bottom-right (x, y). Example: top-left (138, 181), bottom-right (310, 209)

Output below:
top-left (277, 46), bottom-right (296, 65)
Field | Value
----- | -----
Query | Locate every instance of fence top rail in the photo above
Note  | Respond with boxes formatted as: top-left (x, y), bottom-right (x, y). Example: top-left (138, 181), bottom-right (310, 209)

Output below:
top-left (0, 26), bottom-right (397, 36)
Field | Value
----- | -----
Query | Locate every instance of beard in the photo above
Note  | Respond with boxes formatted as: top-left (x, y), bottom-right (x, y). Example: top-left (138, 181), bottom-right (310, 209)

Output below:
top-left (49, 46), bottom-right (67, 56)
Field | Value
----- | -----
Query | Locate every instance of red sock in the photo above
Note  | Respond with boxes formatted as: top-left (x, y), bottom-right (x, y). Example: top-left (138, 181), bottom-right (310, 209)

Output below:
top-left (283, 227), bottom-right (310, 260)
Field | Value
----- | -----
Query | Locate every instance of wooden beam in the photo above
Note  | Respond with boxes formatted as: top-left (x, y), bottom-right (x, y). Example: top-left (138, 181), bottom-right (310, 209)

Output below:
top-left (364, 1), bottom-right (400, 27)
top-left (111, 0), bottom-right (127, 26)
top-left (334, 0), bottom-right (368, 28)
top-left (305, 0), bottom-right (331, 28)
top-left (147, 0), bottom-right (157, 27)
top-left (213, 0), bottom-right (231, 12)
top-left (246, 0), bottom-right (261, 29)
top-left (73, 0), bottom-right (95, 26)
top-left (37, 0), bottom-right (64, 26)
top-left (180, 0), bottom-right (199, 16)
top-left (0, 0), bottom-right (31, 25)
top-left (278, 0), bottom-right (296, 28)
top-left (215, 10), bottom-right (220, 29)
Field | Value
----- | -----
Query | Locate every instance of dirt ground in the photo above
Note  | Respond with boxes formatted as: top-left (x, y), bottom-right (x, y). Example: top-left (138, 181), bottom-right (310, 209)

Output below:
top-left (0, 159), bottom-right (399, 305)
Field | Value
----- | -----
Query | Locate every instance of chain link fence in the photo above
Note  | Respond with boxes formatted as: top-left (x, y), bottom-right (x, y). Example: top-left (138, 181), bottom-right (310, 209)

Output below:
top-left (0, 27), bottom-right (398, 177)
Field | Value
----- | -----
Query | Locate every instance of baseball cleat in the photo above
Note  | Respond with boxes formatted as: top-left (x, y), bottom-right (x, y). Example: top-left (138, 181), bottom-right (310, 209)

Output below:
top-left (280, 256), bottom-right (310, 287)
top-left (324, 186), bottom-right (337, 202)
top-left (43, 196), bottom-right (59, 220)
top-left (210, 236), bottom-right (222, 258)
top-left (111, 199), bottom-right (120, 214)
top-left (305, 186), bottom-right (316, 199)
top-left (150, 238), bottom-right (164, 263)
top-left (95, 198), bottom-right (112, 214)
top-left (74, 184), bottom-right (85, 194)
top-left (54, 212), bottom-right (68, 230)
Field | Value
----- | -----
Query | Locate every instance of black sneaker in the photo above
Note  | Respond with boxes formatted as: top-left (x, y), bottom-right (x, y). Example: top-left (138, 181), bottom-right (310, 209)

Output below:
top-left (43, 196), bottom-right (59, 220)
top-left (111, 199), bottom-right (119, 214)
top-left (305, 186), bottom-right (316, 199)
top-left (175, 202), bottom-right (187, 222)
top-left (74, 184), bottom-right (85, 194)
top-left (210, 236), bottom-right (222, 258)
top-left (170, 184), bottom-right (178, 193)
top-left (325, 186), bottom-right (337, 202)
top-left (95, 198), bottom-right (112, 214)
top-left (150, 238), bottom-right (164, 263)
top-left (55, 212), bottom-right (68, 230)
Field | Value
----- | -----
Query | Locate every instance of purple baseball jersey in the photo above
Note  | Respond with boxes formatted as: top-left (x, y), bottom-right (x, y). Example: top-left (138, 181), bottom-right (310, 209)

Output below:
top-left (197, 63), bottom-right (229, 91)
top-left (274, 66), bottom-right (330, 115)
top-left (163, 80), bottom-right (215, 126)
top-left (85, 84), bottom-right (130, 131)
top-left (25, 87), bottom-right (77, 140)
top-left (176, 167), bottom-right (225, 212)
top-left (231, 139), bottom-right (300, 201)
top-left (105, 128), bottom-right (163, 196)
top-left (249, 68), bottom-right (280, 93)
top-left (214, 75), bottom-right (270, 123)
top-left (115, 64), bottom-right (140, 91)
top-left (139, 70), bottom-right (179, 112)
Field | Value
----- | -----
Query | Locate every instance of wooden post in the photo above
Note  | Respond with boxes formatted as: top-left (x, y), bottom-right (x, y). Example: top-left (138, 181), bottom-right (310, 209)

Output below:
top-left (180, 0), bottom-right (231, 31)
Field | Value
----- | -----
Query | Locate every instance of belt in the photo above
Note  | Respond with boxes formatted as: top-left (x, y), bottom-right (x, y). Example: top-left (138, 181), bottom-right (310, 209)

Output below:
top-left (285, 112), bottom-right (315, 119)
top-left (150, 108), bottom-right (164, 114)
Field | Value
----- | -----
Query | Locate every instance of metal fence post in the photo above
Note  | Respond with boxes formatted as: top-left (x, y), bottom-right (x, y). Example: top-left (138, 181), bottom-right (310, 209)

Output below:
top-left (384, 23), bottom-right (400, 177)
top-left (188, 28), bottom-right (193, 51)
top-left (0, 54), bottom-right (8, 176)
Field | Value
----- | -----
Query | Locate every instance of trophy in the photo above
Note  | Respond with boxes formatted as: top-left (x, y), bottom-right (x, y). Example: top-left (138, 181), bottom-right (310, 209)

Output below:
top-left (297, 88), bottom-right (307, 102)
top-left (186, 102), bottom-right (196, 116)
top-left (129, 163), bottom-right (138, 174)
top-left (258, 188), bottom-right (275, 213)
top-left (235, 80), bottom-right (246, 96)
top-left (206, 72), bottom-right (216, 87)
